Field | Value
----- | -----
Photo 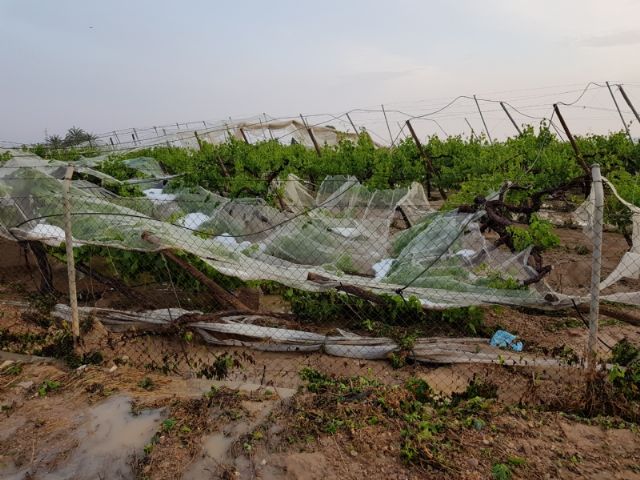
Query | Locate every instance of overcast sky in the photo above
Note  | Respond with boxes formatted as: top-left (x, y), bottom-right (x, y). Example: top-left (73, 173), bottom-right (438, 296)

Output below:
top-left (2, 0), bottom-right (640, 143)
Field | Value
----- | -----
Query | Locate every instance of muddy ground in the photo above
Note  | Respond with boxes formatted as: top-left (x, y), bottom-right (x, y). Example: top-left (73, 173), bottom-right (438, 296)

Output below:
top-left (1, 227), bottom-right (640, 479)
top-left (1, 358), bottom-right (640, 480)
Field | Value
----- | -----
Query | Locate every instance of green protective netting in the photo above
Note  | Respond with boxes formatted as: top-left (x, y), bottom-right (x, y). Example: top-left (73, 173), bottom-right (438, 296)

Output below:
top-left (0, 149), bottom-right (593, 309)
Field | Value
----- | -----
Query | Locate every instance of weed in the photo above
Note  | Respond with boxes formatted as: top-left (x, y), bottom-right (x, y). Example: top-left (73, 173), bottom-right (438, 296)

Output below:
top-left (361, 319), bottom-right (374, 332)
top-left (552, 345), bottom-right (580, 366)
top-left (398, 332), bottom-right (418, 351)
top-left (38, 379), bottom-right (61, 397)
top-left (198, 354), bottom-right (240, 380)
top-left (389, 352), bottom-right (407, 369)
top-left (452, 376), bottom-right (498, 403)
top-left (611, 338), bottom-right (639, 366)
top-left (507, 455), bottom-right (526, 466)
top-left (161, 418), bottom-right (176, 432)
top-left (2, 363), bottom-right (22, 376)
top-left (203, 385), bottom-right (219, 399)
top-left (491, 463), bottom-right (512, 480)
top-left (138, 377), bottom-right (155, 390)
top-left (575, 244), bottom-right (590, 255)
top-left (143, 442), bottom-right (155, 455)
top-left (405, 378), bottom-right (433, 403)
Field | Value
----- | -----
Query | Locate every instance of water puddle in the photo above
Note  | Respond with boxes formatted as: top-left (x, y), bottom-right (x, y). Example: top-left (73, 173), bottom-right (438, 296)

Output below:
top-left (3, 395), bottom-right (163, 480)
top-left (183, 399), bottom-right (276, 479)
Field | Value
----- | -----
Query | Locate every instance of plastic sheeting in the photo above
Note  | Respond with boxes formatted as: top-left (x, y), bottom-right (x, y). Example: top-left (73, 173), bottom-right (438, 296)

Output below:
top-left (574, 177), bottom-right (640, 290)
top-left (0, 148), bottom-right (606, 309)
top-left (53, 304), bottom-right (572, 367)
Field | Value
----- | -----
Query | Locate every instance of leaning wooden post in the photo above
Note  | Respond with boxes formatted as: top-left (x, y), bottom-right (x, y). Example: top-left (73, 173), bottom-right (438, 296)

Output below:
top-left (553, 104), bottom-right (590, 174)
top-left (299, 114), bottom-right (321, 156)
top-left (239, 127), bottom-right (250, 144)
top-left (473, 95), bottom-right (493, 144)
top-left (617, 84), bottom-right (640, 135)
top-left (381, 104), bottom-right (395, 147)
top-left (62, 165), bottom-right (80, 346)
top-left (345, 112), bottom-right (359, 136)
top-left (464, 118), bottom-right (477, 140)
top-left (406, 119), bottom-right (432, 198)
top-left (406, 120), bottom-right (447, 200)
top-left (587, 164), bottom-right (604, 373)
top-left (606, 82), bottom-right (632, 141)
top-left (500, 102), bottom-right (522, 136)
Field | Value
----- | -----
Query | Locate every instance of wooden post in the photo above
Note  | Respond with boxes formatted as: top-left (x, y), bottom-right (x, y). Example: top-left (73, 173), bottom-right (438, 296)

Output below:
top-left (550, 120), bottom-right (566, 141)
top-left (109, 137), bottom-right (114, 148)
top-left (500, 102), bottom-right (522, 136)
top-left (133, 128), bottom-right (139, 141)
top-left (154, 126), bottom-right (158, 136)
top-left (406, 120), bottom-right (447, 200)
top-left (62, 165), bottom-right (80, 346)
top-left (464, 118), bottom-right (477, 140)
top-left (606, 82), bottom-right (632, 141)
top-left (381, 104), bottom-right (395, 146)
top-left (299, 114), bottom-right (321, 156)
top-left (239, 127), bottom-right (250, 144)
top-left (258, 118), bottom-right (267, 140)
top-left (473, 95), bottom-right (493, 144)
top-left (553, 104), bottom-right (590, 174)
top-left (131, 133), bottom-right (136, 145)
top-left (345, 112), bottom-right (359, 136)
top-left (141, 231), bottom-right (248, 310)
top-left (113, 131), bottom-right (120, 144)
top-left (617, 84), bottom-right (640, 134)
top-left (194, 131), bottom-right (202, 150)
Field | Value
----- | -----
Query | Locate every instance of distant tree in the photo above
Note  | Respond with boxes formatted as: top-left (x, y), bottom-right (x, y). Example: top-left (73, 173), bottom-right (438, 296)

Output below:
top-left (45, 134), bottom-right (63, 149)
top-left (62, 127), bottom-right (97, 147)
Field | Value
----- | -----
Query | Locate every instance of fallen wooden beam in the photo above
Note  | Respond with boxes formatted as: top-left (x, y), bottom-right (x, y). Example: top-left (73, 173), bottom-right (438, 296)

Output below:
top-left (141, 231), bottom-right (249, 310)
top-left (573, 303), bottom-right (640, 328)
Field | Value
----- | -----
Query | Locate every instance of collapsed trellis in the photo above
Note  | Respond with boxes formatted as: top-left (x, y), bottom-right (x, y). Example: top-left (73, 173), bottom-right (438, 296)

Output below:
top-left (1, 148), bottom-right (640, 313)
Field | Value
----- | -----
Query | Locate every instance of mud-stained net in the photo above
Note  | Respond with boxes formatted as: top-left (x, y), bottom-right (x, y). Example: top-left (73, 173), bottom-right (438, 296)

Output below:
top-left (0, 149), bottom-right (575, 309)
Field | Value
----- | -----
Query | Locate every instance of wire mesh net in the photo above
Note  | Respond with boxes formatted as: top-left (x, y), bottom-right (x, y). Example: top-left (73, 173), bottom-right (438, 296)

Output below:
top-left (0, 143), bottom-right (639, 408)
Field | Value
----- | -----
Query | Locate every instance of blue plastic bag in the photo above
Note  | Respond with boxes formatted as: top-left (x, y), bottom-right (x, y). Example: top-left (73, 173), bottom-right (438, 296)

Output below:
top-left (490, 330), bottom-right (523, 352)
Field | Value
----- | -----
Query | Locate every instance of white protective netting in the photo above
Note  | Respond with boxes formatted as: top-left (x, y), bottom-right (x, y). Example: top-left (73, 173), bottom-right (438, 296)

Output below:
top-left (1, 148), bottom-right (634, 309)
top-left (90, 119), bottom-right (376, 151)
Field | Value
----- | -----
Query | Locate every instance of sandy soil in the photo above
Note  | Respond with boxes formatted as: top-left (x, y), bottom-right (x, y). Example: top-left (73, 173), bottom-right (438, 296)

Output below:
top-left (1, 359), bottom-right (639, 480)
top-left (1, 226), bottom-right (640, 479)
